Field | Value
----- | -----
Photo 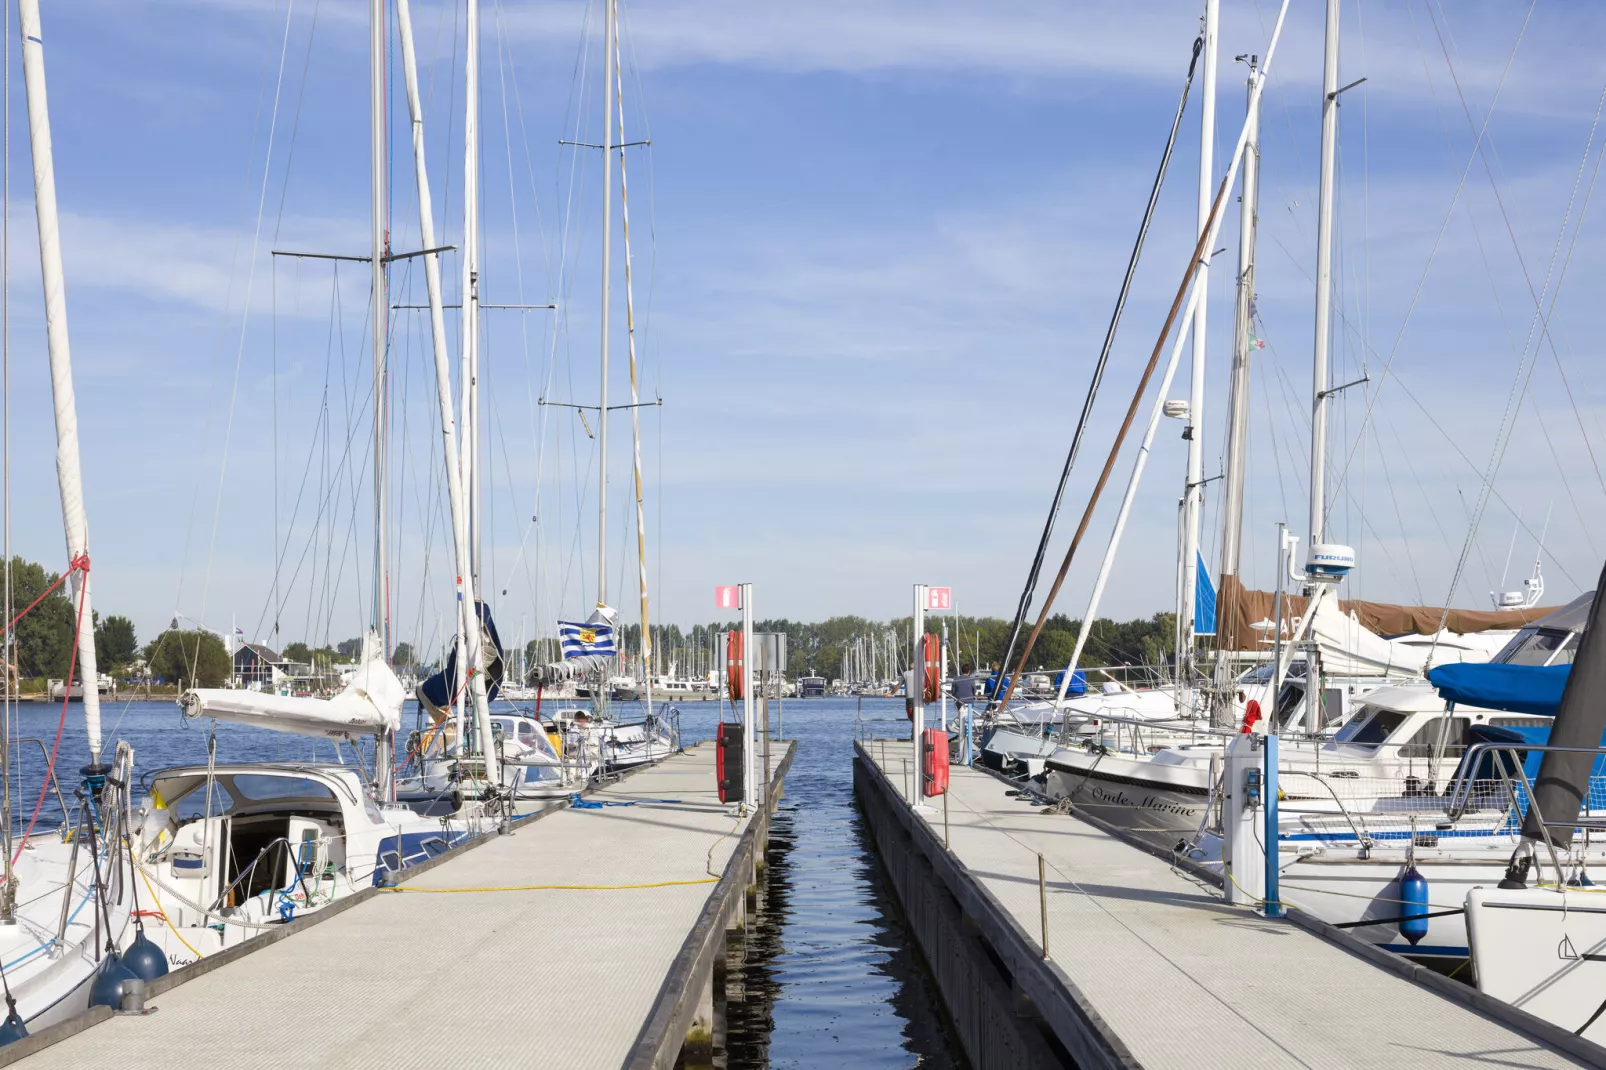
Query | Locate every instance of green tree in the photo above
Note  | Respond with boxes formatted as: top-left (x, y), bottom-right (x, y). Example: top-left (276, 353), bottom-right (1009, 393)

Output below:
top-left (7, 557), bottom-right (75, 680)
top-left (336, 637), bottom-right (363, 658)
top-left (282, 641), bottom-right (311, 664)
top-left (391, 642), bottom-right (416, 668)
top-left (95, 614), bottom-right (138, 666)
top-left (147, 629), bottom-right (230, 687)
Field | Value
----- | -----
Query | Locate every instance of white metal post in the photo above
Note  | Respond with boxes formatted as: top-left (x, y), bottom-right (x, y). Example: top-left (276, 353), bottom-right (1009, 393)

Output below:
top-left (741, 582), bottom-right (754, 812)
top-left (940, 622), bottom-right (949, 735)
top-left (912, 584), bottom-right (925, 806)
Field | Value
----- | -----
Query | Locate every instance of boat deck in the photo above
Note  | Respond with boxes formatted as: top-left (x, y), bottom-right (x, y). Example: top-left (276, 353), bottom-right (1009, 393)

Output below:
top-left (858, 737), bottom-right (1596, 1069)
top-left (13, 741), bottom-right (793, 1069)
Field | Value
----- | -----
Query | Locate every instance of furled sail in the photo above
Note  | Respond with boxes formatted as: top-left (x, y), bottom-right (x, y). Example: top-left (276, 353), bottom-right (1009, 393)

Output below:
top-left (180, 632), bottom-right (402, 740)
top-left (418, 601), bottom-right (505, 720)
top-left (1214, 574), bottom-right (1554, 655)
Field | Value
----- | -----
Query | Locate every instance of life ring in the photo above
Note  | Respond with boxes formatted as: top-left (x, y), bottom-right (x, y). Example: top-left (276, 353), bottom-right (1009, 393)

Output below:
top-left (1239, 699), bottom-right (1263, 734)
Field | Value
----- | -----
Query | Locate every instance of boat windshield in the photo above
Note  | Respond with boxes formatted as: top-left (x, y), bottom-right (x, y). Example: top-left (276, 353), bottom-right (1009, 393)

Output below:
top-left (1494, 627), bottom-right (1577, 667)
top-left (1333, 706), bottom-right (1409, 745)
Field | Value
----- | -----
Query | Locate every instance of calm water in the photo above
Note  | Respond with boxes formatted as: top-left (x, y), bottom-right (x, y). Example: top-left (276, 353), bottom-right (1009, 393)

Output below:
top-left (4, 694), bottom-right (961, 1068)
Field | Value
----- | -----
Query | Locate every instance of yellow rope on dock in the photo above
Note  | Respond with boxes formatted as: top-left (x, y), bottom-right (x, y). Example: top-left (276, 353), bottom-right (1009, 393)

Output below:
top-left (387, 877), bottom-right (719, 893)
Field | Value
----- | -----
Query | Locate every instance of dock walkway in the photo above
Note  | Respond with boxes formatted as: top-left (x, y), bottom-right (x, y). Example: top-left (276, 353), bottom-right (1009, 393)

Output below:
top-left (857, 738), bottom-right (1598, 1069)
top-left (15, 740), bottom-right (793, 1069)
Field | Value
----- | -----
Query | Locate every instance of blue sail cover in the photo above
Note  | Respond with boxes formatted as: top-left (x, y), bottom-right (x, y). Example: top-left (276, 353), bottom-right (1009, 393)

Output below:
top-left (418, 602), bottom-right (505, 718)
top-left (1194, 551), bottom-right (1216, 637)
top-left (1426, 662), bottom-right (1571, 717)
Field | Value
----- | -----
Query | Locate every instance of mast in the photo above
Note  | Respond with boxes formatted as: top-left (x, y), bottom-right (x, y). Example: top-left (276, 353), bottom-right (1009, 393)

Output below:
top-left (1218, 56), bottom-right (1259, 631)
top-left (1310, 0), bottom-right (1340, 552)
top-left (460, 0), bottom-right (497, 785)
top-left (368, 0), bottom-right (392, 793)
top-left (396, 0), bottom-right (483, 778)
top-left (597, 0), bottom-right (615, 612)
top-left (18, 0), bottom-right (101, 767)
top-left (1179, 0), bottom-right (1218, 678)
top-left (611, 2), bottom-right (653, 723)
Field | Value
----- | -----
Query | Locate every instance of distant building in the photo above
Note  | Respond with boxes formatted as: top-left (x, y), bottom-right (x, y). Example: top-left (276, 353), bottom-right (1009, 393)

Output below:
top-left (234, 643), bottom-right (287, 689)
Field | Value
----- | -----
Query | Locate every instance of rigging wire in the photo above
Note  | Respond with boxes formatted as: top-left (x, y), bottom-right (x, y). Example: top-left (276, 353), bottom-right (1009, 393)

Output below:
top-left (991, 32), bottom-right (1204, 707)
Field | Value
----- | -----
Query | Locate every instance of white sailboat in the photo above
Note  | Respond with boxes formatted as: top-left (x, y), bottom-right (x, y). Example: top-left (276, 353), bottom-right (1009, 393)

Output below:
top-left (529, 0), bottom-right (674, 776)
top-left (0, 0), bottom-right (148, 1037)
top-left (122, 0), bottom-right (493, 967)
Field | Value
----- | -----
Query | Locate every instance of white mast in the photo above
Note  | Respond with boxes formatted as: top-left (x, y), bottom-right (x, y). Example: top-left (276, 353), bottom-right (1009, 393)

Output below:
top-left (1310, 0), bottom-right (1340, 552)
top-left (18, 0), bottom-right (101, 766)
top-left (1219, 58), bottom-right (1260, 611)
top-left (611, 4), bottom-right (653, 722)
top-left (1055, 0), bottom-right (1291, 712)
top-left (459, 0), bottom-right (497, 786)
top-left (597, 0), bottom-right (615, 612)
top-left (1179, 0), bottom-right (1218, 678)
top-left (396, 0), bottom-right (486, 780)
top-left (368, 0), bottom-right (393, 793)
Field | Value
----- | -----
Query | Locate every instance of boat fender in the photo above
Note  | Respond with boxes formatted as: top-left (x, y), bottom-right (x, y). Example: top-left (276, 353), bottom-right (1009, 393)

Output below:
top-left (0, 995), bottom-right (25, 1046)
top-left (1499, 851), bottom-right (1533, 890)
top-left (1397, 865), bottom-right (1430, 946)
top-left (87, 951), bottom-right (141, 1010)
top-left (122, 929), bottom-right (170, 983)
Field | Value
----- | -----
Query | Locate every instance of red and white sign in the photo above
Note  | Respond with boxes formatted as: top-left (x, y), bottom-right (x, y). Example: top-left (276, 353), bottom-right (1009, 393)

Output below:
top-left (715, 585), bottom-right (741, 610)
top-left (925, 586), bottom-right (952, 611)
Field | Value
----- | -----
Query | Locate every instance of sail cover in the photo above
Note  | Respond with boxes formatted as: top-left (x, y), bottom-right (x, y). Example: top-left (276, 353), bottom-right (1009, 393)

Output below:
top-left (1427, 662), bottom-right (1571, 717)
top-left (418, 601), bottom-right (505, 720)
top-left (1307, 597), bottom-right (1512, 679)
top-left (181, 633), bottom-right (403, 740)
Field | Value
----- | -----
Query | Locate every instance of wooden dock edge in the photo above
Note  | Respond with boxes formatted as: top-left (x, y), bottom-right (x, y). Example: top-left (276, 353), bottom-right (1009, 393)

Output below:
top-left (0, 743), bottom-right (706, 1068)
top-left (624, 740), bottom-right (796, 1070)
top-left (975, 760), bottom-right (1606, 1069)
top-left (854, 741), bottom-right (1137, 1070)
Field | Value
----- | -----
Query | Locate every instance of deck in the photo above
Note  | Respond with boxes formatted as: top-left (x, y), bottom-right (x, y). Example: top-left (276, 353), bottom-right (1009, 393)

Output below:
top-left (10, 740), bottom-right (793, 1069)
top-left (857, 737), bottom-right (1600, 1069)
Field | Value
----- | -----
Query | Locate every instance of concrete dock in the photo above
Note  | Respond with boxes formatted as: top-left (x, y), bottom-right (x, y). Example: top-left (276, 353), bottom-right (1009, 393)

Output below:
top-left (855, 737), bottom-right (1604, 1070)
top-left (8, 740), bottom-right (793, 1069)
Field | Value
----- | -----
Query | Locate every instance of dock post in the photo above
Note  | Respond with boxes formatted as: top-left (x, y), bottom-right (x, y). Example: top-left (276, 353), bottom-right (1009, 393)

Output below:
top-left (943, 788), bottom-right (949, 848)
top-left (903, 759), bottom-right (910, 803)
top-left (1038, 854), bottom-right (1049, 958)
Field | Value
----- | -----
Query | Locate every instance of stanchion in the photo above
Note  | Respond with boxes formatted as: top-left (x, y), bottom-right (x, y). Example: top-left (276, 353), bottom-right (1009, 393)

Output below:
top-left (1038, 854), bottom-right (1049, 958)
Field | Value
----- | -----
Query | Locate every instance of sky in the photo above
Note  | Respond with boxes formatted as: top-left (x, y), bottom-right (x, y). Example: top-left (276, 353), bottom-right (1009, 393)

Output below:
top-left (2, 0), bottom-right (1605, 659)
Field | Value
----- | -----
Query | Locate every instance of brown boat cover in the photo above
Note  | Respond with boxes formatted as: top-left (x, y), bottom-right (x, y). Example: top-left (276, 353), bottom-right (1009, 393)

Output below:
top-left (1214, 573), bottom-right (1558, 651)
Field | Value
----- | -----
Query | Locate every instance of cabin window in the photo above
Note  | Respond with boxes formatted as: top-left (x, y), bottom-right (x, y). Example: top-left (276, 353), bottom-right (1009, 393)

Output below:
top-left (1399, 717), bottom-right (1470, 758)
top-left (171, 783), bottom-right (235, 820)
top-left (1497, 628), bottom-right (1575, 667)
top-left (1334, 707), bottom-right (1407, 745)
top-left (230, 774), bottom-right (339, 804)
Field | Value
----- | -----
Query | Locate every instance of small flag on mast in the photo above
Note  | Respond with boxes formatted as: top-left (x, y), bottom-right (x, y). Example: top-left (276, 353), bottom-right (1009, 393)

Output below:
top-left (559, 620), bottom-right (617, 658)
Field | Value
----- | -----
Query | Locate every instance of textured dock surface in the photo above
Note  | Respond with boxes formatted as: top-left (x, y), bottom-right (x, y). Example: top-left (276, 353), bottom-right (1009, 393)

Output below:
top-left (20, 741), bottom-right (790, 1069)
top-left (860, 738), bottom-right (1592, 1069)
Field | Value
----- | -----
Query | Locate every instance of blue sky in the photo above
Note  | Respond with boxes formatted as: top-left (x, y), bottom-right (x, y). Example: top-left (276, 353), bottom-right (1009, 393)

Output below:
top-left (3, 0), bottom-right (1605, 657)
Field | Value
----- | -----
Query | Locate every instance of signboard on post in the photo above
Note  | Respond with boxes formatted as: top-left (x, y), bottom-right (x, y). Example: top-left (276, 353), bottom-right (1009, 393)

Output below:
top-left (926, 587), bottom-right (951, 611)
top-left (753, 632), bottom-right (788, 676)
top-left (715, 585), bottom-right (740, 610)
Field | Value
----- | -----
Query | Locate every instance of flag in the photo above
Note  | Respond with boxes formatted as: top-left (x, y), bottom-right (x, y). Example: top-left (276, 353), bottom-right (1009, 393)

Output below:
top-left (559, 620), bottom-right (617, 659)
top-left (1194, 551), bottom-right (1217, 637)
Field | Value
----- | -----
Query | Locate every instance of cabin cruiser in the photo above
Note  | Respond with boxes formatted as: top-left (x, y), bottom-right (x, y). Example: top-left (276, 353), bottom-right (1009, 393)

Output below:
top-left (1027, 594), bottom-right (1583, 846)
top-left (125, 762), bottom-right (478, 968)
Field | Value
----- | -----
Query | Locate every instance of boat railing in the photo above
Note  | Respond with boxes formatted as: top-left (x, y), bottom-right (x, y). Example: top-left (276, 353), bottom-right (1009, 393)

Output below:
top-left (854, 715), bottom-right (914, 745)
top-left (10, 737), bottom-right (72, 835)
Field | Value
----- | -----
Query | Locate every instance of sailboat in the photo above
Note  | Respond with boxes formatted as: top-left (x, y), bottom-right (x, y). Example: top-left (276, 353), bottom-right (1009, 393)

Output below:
top-left (120, 0), bottom-right (494, 967)
top-left (0, 0), bottom-right (147, 1036)
top-left (1000, 2), bottom-right (1537, 843)
top-left (528, 0), bottom-right (674, 777)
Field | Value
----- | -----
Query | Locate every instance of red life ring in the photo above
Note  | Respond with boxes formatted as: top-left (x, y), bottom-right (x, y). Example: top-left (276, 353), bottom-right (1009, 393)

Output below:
top-left (1240, 698), bottom-right (1263, 734)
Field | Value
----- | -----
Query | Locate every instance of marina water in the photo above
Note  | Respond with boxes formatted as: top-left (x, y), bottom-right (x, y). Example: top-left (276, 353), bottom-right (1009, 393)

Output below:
top-left (3, 694), bottom-right (959, 1068)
